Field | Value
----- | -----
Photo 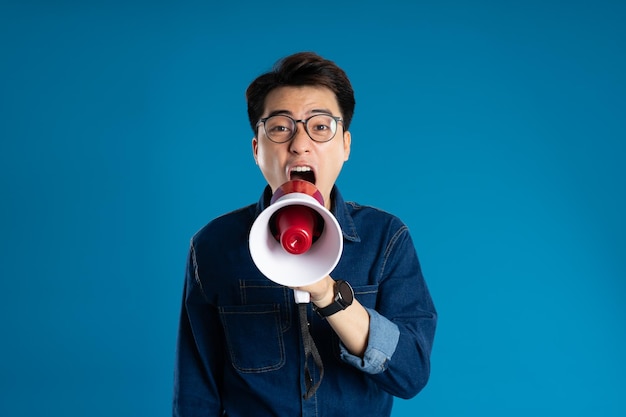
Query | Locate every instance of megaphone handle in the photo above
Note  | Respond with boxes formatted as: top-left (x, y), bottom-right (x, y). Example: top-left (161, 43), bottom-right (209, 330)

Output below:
top-left (293, 289), bottom-right (311, 304)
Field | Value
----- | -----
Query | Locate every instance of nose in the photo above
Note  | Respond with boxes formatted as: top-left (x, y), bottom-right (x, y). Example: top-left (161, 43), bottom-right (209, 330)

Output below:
top-left (289, 122), bottom-right (311, 154)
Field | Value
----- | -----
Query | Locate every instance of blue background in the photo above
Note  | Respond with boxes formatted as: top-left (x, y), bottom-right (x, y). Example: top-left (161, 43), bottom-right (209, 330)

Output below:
top-left (1, 1), bottom-right (624, 416)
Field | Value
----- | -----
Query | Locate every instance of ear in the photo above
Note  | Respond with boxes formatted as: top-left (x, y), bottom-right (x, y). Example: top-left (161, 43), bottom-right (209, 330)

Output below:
top-left (252, 136), bottom-right (259, 165)
top-left (342, 131), bottom-right (351, 162)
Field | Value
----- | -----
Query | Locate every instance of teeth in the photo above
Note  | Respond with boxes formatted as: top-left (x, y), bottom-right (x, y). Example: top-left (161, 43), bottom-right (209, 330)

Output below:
top-left (291, 166), bottom-right (311, 172)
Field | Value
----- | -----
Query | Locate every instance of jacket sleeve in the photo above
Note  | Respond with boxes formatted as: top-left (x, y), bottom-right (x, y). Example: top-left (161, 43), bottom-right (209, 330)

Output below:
top-left (172, 241), bottom-right (224, 416)
top-left (338, 308), bottom-right (400, 373)
top-left (351, 225), bottom-right (437, 399)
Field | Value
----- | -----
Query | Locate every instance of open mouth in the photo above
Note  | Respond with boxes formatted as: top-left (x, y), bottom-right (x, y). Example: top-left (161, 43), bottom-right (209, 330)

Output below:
top-left (290, 166), bottom-right (316, 185)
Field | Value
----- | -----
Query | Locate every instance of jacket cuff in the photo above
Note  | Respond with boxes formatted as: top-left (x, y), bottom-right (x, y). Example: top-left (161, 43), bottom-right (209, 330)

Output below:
top-left (339, 307), bottom-right (400, 374)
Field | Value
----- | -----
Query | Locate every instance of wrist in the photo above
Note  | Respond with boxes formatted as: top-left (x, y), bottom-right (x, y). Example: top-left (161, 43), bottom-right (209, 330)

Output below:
top-left (313, 280), bottom-right (355, 319)
top-left (312, 279), bottom-right (336, 308)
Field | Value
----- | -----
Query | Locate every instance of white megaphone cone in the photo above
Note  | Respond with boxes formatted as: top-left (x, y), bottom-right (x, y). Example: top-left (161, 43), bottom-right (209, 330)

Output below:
top-left (249, 180), bottom-right (344, 303)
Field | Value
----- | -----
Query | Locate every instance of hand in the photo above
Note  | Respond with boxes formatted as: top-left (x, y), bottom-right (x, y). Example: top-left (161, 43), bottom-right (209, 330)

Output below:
top-left (293, 275), bottom-right (335, 307)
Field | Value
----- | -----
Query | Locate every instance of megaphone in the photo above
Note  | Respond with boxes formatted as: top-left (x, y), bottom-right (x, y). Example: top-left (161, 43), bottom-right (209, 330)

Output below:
top-left (249, 180), bottom-right (344, 303)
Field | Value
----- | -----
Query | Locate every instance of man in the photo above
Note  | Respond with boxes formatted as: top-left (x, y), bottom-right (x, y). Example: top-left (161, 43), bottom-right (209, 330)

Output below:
top-left (173, 52), bottom-right (437, 417)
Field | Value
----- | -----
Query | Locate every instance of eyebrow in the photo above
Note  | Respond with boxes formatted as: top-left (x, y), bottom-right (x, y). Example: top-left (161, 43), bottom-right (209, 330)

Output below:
top-left (266, 108), bottom-right (335, 118)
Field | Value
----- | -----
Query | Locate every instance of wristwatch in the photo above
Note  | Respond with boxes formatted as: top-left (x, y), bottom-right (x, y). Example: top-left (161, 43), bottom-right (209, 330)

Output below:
top-left (314, 280), bottom-right (354, 318)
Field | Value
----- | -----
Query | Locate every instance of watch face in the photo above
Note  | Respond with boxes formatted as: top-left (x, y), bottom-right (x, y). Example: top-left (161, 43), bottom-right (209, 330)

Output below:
top-left (337, 280), bottom-right (354, 306)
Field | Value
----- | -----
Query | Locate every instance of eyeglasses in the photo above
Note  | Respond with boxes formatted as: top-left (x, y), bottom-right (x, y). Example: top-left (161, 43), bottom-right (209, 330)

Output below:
top-left (256, 114), bottom-right (344, 143)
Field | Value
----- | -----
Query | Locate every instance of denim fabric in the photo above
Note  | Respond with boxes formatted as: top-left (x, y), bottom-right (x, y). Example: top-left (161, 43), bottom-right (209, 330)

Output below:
top-left (173, 186), bottom-right (437, 417)
top-left (339, 307), bottom-right (400, 373)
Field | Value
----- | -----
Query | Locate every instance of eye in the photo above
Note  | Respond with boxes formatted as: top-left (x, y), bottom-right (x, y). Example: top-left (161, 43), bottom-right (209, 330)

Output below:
top-left (266, 116), bottom-right (294, 134)
top-left (269, 125), bottom-right (290, 132)
top-left (311, 123), bottom-right (330, 131)
top-left (309, 115), bottom-right (333, 131)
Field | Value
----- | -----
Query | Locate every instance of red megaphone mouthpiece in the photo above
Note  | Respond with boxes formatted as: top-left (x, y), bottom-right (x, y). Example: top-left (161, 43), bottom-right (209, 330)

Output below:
top-left (268, 180), bottom-right (325, 255)
top-left (273, 205), bottom-right (320, 255)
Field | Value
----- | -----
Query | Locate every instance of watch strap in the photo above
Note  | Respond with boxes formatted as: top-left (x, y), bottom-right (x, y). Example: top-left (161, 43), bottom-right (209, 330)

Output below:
top-left (314, 300), bottom-right (345, 318)
top-left (314, 280), bottom-right (353, 318)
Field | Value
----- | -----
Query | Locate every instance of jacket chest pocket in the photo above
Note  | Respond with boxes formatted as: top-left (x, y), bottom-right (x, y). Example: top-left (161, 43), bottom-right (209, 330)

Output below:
top-left (217, 280), bottom-right (292, 373)
top-left (219, 304), bottom-right (285, 373)
top-left (353, 284), bottom-right (379, 309)
top-left (239, 279), bottom-right (293, 331)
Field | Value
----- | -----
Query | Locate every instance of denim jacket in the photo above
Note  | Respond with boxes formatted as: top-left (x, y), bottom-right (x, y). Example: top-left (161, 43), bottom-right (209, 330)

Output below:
top-left (173, 186), bottom-right (437, 417)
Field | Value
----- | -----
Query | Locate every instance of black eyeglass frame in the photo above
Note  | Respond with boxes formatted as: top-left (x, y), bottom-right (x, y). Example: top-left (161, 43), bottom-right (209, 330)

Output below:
top-left (256, 114), bottom-right (345, 143)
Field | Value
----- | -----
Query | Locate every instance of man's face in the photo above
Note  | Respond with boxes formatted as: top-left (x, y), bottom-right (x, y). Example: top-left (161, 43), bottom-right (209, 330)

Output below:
top-left (252, 85), bottom-right (351, 209)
